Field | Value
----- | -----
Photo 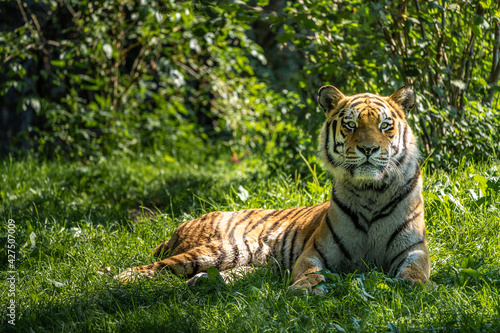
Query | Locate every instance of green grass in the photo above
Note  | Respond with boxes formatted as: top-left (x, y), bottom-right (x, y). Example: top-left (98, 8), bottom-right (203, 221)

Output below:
top-left (1, 152), bottom-right (500, 332)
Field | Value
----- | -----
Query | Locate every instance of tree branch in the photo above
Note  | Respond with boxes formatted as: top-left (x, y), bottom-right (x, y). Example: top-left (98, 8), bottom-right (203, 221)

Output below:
top-left (486, 20), bottom-right (500, 106)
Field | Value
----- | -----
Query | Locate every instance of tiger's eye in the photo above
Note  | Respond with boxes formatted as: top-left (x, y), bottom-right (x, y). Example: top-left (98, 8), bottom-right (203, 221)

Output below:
top-left (380, 123), bottom-right (389, 129)
top-left (346, 121), bottom-right (356, 129)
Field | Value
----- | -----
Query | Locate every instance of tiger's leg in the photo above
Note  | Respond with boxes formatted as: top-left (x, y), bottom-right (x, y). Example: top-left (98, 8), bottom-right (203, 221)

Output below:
top-left (114, 244), bottom-right (221, 282)
top-left (288, 221), bottom-right (337, 295)
top-left (288, 246), bottom-right (329, 295)
top-left (289, 261), bottom-right (327, 295)
top-left (187, 266), bottom-right (255, 286)
top-left (391, 242), bottom-right (430, 284)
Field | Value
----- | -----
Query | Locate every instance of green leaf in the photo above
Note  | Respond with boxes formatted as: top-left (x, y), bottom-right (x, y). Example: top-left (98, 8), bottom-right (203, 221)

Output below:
top-left (473, 175), bottom-right (488, 192)
top-left (460, 268), bottom-right (482, 279)
top-left (388, 323), bottom-right (400, 333)
top-left (50, 60), bottom-right (66, 67)
top-left (480, 0), bottom-right (493, 9)
top-left (206, 267), bottom-right (225, 284)
top-left (315, 269), bottom-right (339, 282)
top-left (471, 24), bottom-right (481, 37)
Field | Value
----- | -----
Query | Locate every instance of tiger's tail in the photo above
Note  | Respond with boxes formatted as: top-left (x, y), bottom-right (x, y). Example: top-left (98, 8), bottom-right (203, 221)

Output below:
top-left (116, 244), bottom-right (222, 281)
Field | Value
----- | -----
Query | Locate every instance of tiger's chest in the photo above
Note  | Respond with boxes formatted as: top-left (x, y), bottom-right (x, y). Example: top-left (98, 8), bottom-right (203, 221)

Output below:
top-left (331, 189), bottom-right (411, 272)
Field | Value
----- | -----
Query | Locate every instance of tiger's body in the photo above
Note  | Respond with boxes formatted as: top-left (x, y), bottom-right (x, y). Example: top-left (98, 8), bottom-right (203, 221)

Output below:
top-left (115, 85), bottom-right (430, 294)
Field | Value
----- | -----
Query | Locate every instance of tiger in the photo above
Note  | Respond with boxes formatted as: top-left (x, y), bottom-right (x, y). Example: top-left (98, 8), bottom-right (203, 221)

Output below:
top-left (114, 85), bottom-right (430, 295)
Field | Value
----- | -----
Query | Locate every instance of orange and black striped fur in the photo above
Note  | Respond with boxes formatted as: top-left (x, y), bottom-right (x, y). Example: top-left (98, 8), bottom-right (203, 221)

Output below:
top-left (115, 85), bottom-right (430, 294)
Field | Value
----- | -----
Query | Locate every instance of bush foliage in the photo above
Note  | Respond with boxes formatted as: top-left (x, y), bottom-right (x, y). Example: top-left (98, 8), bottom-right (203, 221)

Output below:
top-left (1, 0), bottom-right (499, 167)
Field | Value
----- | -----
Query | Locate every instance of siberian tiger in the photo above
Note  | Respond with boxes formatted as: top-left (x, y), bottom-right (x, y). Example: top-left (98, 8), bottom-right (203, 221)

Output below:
top-left (114, 85), bottom-right (430, 294)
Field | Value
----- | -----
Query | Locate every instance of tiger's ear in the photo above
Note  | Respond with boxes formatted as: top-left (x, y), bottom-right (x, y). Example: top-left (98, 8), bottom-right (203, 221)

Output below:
top-left (389, 86), bottom-right (416, 114)
top-left (318, 85), bottom-right (345, 113)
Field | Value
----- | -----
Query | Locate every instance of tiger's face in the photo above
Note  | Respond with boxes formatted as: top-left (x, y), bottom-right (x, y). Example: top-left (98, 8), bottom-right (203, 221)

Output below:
top-left (318, 86), bottom-right (417, 184)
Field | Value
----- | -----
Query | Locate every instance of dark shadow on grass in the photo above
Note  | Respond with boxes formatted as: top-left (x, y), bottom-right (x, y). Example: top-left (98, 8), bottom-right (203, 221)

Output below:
top-left (2, 166), bottom-right (259, 229)
top-left (8, 269), bottom-right (279, 332)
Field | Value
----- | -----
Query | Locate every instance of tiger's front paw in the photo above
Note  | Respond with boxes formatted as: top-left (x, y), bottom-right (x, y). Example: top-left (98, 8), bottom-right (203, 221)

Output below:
top-left (396, 265), bottom-right (429, 285)
top-left (288, 281), bottom-right (326, 296)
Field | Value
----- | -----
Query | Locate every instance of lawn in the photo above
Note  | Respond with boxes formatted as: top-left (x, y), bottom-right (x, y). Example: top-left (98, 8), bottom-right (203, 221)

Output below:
top-left (1, 152), bottom-right (500, 332)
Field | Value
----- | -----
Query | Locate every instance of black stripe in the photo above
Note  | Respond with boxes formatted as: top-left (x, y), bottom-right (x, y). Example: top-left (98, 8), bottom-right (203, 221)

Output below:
top-left (288, 228), bottom-right (298, 269)
top-left (385, 208), bottom-right (422, 250)
top-left (205, 243), bottom-right (219, 258)
top-left (325, 120), bottom-right (335, 165)
top-left (280, 220), bottom-right (299, 267)
top-left (370, 167), bottom-right (420, 224)
top-left (185, 252), bottom-right (199, 276)
top-left (349, 100), bottom-right (365, 108)
top-left (280, 206), bottom-right (318, 268)
top-left (331, 189), bottom-right (367, 234)
top-left (331, 120), bottom-right (337, 143)
top-left (290, 206), bottom-right (315, 224)
top-left (371, 100), bottom-right (388, 108)
top-left (371, 96), bottom-right (386, 103)
top-left (209, 211), bottom-right (238, 242)
top-left (253, 208), bottom-right (305, 260)
top-left (243, 210), bottom-right (282, 237)
top-left (243, 237), bottom-right (253, 263)
top-left (337, 100), bottom-right (348, 110)
top-left (394, 123), bottom-right (407, 161)
top-left (331, 120), bottom-right (344, 155)
top-left (325, 212), bottom-right (352, 261)
top-left (350, 94), bottom-right (368, 102)
top-left (288, 207), bottom-right (321, 267)
top-left (225, 209), bottom-right (249, 233)
top-left (389, 239), bottom-right (425, 274)
top-left (395, 149), bottom-right (406, 167)
top-left (168, 256), bottom-right (183, 265)
top-left (254, 209), bottom-right (294, 242)
top-left (277, 207), bottom-right (314, 266)
top-left (231, 244), bottom-right (239, 266)
top-left (402, 123), bottom-right (408, 151)
top-left (264, 207), bottom-right (309, 243)
top-left (391, 123), bottom-right (408, 167)
top-left (338, 109), bottom-right (347, 118)
top-left (228, 210), bottom-right (259, 241)
top-left (331, 100), bottom-right (348, 117)
top-left (350, 94), bottom-right (385, 103)
top-left (325, 120), bottom-right (344, 167)
top-left (313, 240), bottom-right (330, 270)
top-left (215, 244), bottom-right (225, 269)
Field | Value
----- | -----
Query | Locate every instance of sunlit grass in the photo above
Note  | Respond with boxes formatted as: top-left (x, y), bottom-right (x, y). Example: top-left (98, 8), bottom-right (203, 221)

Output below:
top-left (1, 153), bottom-right (499, 332)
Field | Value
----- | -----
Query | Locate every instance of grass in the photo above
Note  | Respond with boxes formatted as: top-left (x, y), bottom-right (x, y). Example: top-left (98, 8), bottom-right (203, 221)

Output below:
top-left (1, 151), bottom-right (500, 332)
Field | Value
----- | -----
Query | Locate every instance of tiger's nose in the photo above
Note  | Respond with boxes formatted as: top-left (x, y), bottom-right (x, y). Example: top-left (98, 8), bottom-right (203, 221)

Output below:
top-left (356, 144), bottom-right (380, 156)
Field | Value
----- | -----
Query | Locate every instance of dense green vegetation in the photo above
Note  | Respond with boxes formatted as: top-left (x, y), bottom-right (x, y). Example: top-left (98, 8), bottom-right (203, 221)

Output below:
top-left (1, 155), bottom-right (499, 331)
top-left (1, 0), bottom-right (500, 167)
top-left (1, 0), bottom-right (500, 331)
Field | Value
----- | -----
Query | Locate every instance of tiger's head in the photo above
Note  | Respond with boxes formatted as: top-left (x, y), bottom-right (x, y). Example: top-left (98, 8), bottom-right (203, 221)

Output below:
top-left (318, 85), bottom-right (418, 185)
